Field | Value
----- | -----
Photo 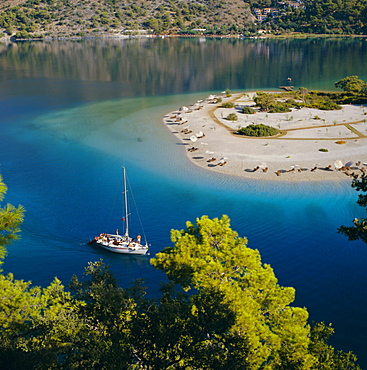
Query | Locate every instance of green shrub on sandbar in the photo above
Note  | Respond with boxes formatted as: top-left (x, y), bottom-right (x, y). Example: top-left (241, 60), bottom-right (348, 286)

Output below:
top-left (242, 106), bottom-right (256, 114)
top-left (222, 102), bottom-right (235, 108)
top-left (308, 99), bottom-right (341, 110)
top-left (226, 113), bottom-right (238, 121)
top-left (268, 102), bottom-right (292, 113)
top-left (238, 124), bottom-right (279, 137)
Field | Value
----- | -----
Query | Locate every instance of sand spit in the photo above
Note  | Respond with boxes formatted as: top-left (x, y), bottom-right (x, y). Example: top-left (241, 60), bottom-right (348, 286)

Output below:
top-left (163, 93), bottom-right (367, 181)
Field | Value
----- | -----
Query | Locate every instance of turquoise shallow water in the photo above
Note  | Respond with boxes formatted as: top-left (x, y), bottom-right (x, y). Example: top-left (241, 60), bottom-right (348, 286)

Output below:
top-left (1, 38), bottom-right (367, 365)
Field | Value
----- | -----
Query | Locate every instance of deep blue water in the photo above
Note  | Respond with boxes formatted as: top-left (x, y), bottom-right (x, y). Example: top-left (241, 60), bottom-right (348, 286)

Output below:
top-left (1, 37), bottom-right (367, 366)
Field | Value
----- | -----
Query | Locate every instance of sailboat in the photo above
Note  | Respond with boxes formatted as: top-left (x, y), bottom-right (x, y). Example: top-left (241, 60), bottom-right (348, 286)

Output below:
top-left (88, 167), bottom-right (149, 255)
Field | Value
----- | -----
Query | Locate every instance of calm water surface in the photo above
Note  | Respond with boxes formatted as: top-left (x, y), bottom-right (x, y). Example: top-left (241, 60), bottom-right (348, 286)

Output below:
top-left (1, 37), bottom-right (367, 365)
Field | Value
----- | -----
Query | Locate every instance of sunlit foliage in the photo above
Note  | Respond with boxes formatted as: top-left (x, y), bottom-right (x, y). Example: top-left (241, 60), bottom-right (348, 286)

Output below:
top-left (339, 173), bottom-right (367, 244)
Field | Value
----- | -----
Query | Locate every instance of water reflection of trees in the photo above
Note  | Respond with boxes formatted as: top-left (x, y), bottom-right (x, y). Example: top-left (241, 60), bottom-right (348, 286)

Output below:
top-left (0, 38), bottom-right (366, 97)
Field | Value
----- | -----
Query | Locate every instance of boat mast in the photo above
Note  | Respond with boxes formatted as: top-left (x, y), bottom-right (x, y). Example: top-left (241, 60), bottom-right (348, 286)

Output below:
top-left (123, 166), bottom-right (129, 237)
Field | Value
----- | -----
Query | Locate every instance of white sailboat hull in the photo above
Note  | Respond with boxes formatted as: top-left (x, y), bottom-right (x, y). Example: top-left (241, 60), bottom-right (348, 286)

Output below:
top-left (89, 234), bottom-right (149, 255)
top-left (97, 241), bottom-right (148, 255)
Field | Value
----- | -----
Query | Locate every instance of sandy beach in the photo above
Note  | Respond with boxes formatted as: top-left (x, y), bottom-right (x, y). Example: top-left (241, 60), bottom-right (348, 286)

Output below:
top-left (163, 92), bottom-right (367, 181)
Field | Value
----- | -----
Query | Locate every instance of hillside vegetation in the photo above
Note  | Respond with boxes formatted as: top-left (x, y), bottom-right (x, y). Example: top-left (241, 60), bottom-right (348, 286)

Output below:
top-left (0, 0), bottom-right (255, 39)
top-left (274, 0), bottom-right (367, 35)
top-left (0, 0), bottom-right (366, 39)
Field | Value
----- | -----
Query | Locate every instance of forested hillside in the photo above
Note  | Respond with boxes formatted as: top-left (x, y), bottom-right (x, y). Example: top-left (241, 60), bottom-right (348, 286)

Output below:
top-left (0, 0), bottom-right (255, 39)
top-left (274, 0), bottom-right (367, 35)
top-left (0, 0), bottom-right (366, 39)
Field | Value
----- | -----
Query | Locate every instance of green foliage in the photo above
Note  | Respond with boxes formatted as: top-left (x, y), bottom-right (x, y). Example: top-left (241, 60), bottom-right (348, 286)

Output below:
top-left (221, 101), bottom-right (235, 108)
top-left (286, 98), bottom-right (297, 105)
top-left (1, 0), bottom-right (366, 36)
top-left (238, 123), bottom-right (279, 137)
top-left (299, 91), bottom-right (342, 110)
top-left (338, 173), bottom-right (367, 244)
top-left (275, 0), bottom-right (367, 34)
top-left (0, 175), bottom-right (24, 264)
top-left (151, 216), bottom-right (312, 368)
top-left (68, 260), bottom-right (133, 368)
top-left (225, 88), bottom-right (232, 97)
top-left (309, 322), bottom-right (361, 369)
top-left (0, 0), bottom-right (256, 37)
top-left (5, 25), bottom-right (13, 35)
top-left (151, 215), bottom-right (362, 369)
top-left (242, 106), bottom-right (255, 114)
top-left (254, 91), bottom-right (276, 111)
top-left (297, 87), bottom-right (309, 104)
top-left (226, 112), bottom-right (238, 121)
top-left (271, 89), bottom-right (346, 110)
top-left (146, 17), bottom-right (160, 33)
top-left (129, 283), bottom-right (250, 369)
top-left (67, 260), bottom-right (251, 369)
top-left (335, 75), bottom-right (367, 94)
top-left (254, 92), bottom-right (303, 113)
top-left (313, 100), bottom-right (342, 110)
top-left (0, 274), bottom-right (83, 369)
top-left (268, 101), bottom-right (292, 113)
top-left (14, 30), bottom-right (31, 38)
top-left (319, 148), bottom-right (329, 152)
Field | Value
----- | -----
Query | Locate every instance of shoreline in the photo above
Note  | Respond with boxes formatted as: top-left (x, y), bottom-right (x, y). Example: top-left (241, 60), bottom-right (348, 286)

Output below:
top-left (163, 92), bottom-right (367, 182)
top-left (4, 32), bottom-right (367, 43)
